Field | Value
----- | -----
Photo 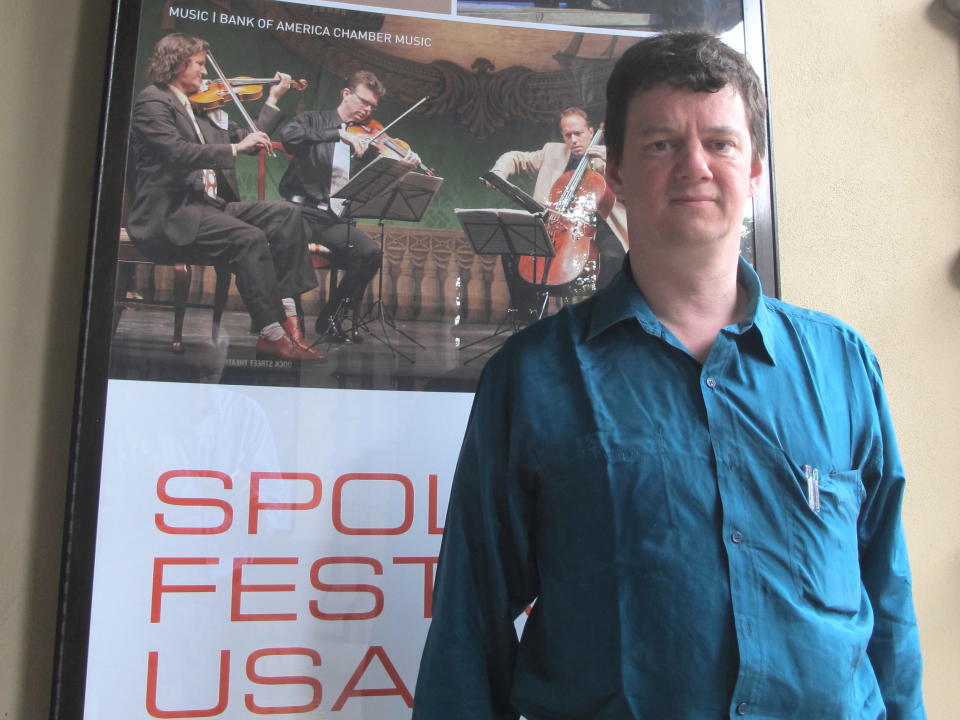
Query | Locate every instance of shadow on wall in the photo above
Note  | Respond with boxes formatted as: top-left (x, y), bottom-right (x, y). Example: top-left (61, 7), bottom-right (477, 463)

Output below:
top-left (927, 3), bottom-right (960, 291)
top-left (929, 1), bottom-right (960, 37)
top-left (950, 249), bottom-right (960, 290)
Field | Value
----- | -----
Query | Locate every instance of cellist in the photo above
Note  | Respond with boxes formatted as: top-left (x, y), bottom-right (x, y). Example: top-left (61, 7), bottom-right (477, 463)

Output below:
top-left (489, 107), bottom-right (628, 292)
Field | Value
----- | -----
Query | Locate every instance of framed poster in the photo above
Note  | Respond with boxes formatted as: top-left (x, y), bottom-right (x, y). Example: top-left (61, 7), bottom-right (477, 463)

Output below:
top-left (51, 0), bottom-right (777, 717)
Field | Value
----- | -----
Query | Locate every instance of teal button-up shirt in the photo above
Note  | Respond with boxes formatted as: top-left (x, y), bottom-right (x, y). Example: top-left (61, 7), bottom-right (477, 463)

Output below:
top-left (414, 259), bottom-right (924, 719)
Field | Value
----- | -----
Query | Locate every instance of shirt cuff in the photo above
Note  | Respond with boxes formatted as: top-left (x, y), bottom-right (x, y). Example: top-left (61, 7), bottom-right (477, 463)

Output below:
top-left (231, 144), bottom-right (237, 157)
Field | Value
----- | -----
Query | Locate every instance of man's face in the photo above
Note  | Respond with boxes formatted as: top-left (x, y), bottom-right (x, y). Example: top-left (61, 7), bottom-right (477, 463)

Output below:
top-left (560, 114), bottom-right (593, 157)
top-left (172, 51), bottom-right (207, 95)
top-left (606, 83), bottom-right (762, 254)
top-left (338, 83), bottom-right (379, 124)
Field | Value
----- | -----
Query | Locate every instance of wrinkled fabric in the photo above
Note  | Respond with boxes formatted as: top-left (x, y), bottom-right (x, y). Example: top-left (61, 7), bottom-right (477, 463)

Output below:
top-left (414, 258), bottom-right (924, 720)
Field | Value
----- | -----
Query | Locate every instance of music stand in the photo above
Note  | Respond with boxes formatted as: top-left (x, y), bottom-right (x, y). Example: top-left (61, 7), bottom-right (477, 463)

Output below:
top-left (338, 158), bottom-right (444, 363)
top-left (454, 208), bottom-right (553, 365)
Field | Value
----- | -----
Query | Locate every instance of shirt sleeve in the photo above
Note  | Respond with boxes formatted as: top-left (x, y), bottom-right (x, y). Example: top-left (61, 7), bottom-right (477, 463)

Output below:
top-left (858, 354), bottom-right (926, 719)
top-left (279, 111), bottom-right (342, 153)
top-left (413, 352), bottom-right (539, 720)
top-left (490, 148), bottom-right (545, 181)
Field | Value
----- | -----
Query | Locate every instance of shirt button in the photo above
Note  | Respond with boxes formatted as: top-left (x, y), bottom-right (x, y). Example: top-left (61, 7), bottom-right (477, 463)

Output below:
top-left (731, 531), bottom-right (744, 544)
top-left (736, 701), bottom-right (749, 715)
top-left (705, 377), bottom-right (717, 388)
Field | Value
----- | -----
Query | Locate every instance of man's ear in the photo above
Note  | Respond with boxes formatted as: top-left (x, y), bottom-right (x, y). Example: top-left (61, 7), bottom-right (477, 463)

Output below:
top-left (605, 155), bottom-right (624, 199)
top-left (748, 154), bottom-right (763, 197)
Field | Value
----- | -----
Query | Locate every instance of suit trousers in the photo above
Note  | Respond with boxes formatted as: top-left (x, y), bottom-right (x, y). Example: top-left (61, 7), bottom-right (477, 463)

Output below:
top-left (180, 200), bottom-right (315, 331)
top-left (301, 207), bottom-right (382, 317)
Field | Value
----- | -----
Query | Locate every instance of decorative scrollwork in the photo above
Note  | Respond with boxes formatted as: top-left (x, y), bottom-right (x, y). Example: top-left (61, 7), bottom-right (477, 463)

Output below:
top-left (238, 0), bottom-right (614, 137)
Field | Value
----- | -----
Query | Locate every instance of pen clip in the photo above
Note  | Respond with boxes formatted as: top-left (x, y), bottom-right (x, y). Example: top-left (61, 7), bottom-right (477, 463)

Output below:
top-left (803, 464), bottom-right (821, 513)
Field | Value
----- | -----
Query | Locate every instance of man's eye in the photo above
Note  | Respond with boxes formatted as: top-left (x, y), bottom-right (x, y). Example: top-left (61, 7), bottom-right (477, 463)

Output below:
top-left (648, 140), bottom-right (670, 152)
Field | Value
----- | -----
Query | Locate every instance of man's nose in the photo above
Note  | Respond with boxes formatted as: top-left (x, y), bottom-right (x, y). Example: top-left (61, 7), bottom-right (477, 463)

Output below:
top-left (677, 142), bottom-right (712, 180)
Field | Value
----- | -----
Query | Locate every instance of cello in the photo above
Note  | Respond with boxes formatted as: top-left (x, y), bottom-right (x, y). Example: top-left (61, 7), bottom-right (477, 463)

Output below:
top-left (516, 125), bottom-right (616, 287)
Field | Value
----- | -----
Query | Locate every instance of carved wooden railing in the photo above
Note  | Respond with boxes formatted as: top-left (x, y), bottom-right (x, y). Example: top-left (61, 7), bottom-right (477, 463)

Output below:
top-left (122, 226), bottom-right (514, 325)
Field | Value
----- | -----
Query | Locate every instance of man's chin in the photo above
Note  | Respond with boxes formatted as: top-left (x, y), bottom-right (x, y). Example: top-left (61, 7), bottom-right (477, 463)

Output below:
top-left (661, 220), bottom-right (735, 248)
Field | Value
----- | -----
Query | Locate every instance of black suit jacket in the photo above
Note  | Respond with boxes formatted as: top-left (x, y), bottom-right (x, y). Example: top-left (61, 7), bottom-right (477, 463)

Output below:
top-left (277, 108), bottom-right (375, 203)
top-left (127, 84), bottom-right (283, 254)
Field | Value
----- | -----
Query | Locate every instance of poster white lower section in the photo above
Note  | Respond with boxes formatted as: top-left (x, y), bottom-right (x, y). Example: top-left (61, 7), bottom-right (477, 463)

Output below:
top-left (83, 380), bottom-right (473, 719)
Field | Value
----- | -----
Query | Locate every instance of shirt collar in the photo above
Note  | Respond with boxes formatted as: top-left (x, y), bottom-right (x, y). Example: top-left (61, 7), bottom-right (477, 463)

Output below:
top-left (169, 85), bottom-right (189, 107)
top-left (586, 255), bottom-right (777, 365)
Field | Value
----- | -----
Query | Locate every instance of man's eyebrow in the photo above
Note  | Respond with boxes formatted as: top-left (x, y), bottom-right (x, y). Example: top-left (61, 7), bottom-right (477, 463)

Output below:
top-left (636, 124), bottom-right (746, 136)
top-left (704, 125), bottom-right (745, 135)
top-left (636, 124), bottom-right (676, 136)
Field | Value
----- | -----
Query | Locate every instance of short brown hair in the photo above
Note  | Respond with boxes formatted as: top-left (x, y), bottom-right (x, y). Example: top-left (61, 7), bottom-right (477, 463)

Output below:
top-left (147, 33), bottom-right (209, 86)
top-left (345, 70), bottom-right (385, 99)
top-left (558, 106), bottom-right (590, 127)
top-left (604, 32), bottom-right (766, 163)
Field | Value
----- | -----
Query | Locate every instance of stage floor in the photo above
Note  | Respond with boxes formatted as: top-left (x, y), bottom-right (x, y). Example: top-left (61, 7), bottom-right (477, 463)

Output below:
top-left (108, 305), bottom-right (529, 393)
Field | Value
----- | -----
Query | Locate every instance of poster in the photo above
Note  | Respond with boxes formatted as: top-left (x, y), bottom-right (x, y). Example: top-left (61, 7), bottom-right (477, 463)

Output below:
top-left (53, 0), bottom-right (775, 717)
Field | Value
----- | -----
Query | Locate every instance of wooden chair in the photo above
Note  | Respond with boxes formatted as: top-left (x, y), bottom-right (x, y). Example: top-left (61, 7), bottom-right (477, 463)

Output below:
top-left (115, 228), bottom-right (232, 353)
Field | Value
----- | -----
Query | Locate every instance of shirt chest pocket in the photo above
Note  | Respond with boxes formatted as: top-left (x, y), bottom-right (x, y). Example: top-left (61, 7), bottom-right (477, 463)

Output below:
top-left (789, 467), bottom-right (865, 615)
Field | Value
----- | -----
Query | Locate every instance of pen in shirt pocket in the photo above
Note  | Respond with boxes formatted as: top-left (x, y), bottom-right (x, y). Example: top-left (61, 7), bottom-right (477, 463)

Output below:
top-left (802, 464), bottom-right (821, 513)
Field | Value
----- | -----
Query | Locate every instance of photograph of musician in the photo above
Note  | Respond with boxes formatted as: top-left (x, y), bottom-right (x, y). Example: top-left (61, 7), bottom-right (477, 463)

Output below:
top-left (278, 70), bottom-right (415, 343)
top-left (489, 106), bottom-right (628, 294)
top-left (126, 33), bottom-right (323, 362)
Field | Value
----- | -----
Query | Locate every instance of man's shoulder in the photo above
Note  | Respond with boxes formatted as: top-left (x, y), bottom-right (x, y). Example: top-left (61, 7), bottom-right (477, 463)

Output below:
top-left (761, 295), bottom-right (875, 357)
top-left (291, 108), bottom-right (338, 123)
top-left (491, 298), bottom-right (593, 364)
top-left (136, 84), bottom-right (174, 104)
top-left (133, 85), bottom-right (180, 118)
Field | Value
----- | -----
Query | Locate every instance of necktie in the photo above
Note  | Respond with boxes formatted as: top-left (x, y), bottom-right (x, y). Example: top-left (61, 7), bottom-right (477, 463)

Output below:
top-left (182, 98), bottom-right (218, 200)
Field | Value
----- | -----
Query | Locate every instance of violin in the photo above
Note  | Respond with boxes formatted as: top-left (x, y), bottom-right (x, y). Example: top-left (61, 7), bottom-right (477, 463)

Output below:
top-left (197, 52), bottom-right (284, 157)
top-left (516, 126), bottom-right (615, 287)
top-left (189, 76), bottom-right (308, 111)
top-left (343, 96), bottom-right (435, 176)
top-left (345, 119), bottom-right (435, 176)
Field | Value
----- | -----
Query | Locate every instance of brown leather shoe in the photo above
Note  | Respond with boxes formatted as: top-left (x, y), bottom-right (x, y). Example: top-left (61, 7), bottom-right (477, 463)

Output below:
top-left (256, 334), bottom-right (326, 362)
top-left (293, 343), bottom-right (326, 362)
top-left (281, 316), bottom-right (309, 349)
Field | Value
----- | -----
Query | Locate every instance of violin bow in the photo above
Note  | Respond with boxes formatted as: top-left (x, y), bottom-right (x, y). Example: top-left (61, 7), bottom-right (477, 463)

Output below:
top-left (204, 50), bottom-right (276, 157)
top-left (367, 96), bottom-right (429, 144)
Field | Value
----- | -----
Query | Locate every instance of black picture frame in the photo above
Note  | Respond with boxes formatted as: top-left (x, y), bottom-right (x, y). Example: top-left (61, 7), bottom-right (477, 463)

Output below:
top-left (50, 1), bottom-right (777, 717)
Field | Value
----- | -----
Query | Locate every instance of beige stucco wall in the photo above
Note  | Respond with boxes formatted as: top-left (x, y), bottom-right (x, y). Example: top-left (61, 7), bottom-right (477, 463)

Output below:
top-left (2, 0), bottom-right (957, 717)
top-left (767, 1), bottom-right (960, 715)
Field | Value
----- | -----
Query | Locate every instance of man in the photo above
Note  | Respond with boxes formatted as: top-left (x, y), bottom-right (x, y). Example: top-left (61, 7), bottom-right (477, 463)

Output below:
top-left (127, 33), bottom-right (322, 361)
top-left (278, 71), bottom-right (391, 342)
top-left (490, 106), bottom-right (627, 293)
top-left (414, 32), bottom-right (924, 719)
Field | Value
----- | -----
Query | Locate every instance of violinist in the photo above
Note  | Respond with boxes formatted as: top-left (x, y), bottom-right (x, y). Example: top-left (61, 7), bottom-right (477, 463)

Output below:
top-left (126, 33), bottom-right (322, 361)
top-left (490, 107), bottom-right (627, 292)
top-left (279, 71), bottom-right (415, 343)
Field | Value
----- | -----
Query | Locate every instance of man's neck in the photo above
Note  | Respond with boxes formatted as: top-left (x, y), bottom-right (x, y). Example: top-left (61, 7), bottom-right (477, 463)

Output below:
top-left (628, 240), bottom-right (744, 364)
